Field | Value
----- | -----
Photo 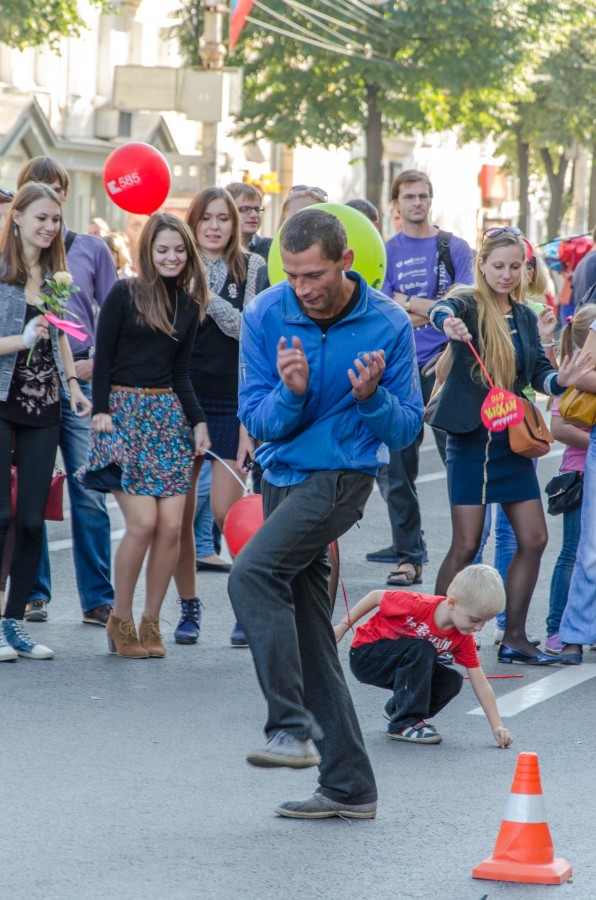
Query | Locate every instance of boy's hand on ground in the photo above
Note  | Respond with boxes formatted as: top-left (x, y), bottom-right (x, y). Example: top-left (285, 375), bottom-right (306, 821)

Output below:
top-left (494, 725), bottom-right (513, 748)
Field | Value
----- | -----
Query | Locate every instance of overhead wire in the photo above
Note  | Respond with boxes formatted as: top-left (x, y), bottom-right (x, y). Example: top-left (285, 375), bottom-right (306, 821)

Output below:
top-left (244, 14), bottom-right (397, 65)
top-left (253, 0), bottom-right (372, 52)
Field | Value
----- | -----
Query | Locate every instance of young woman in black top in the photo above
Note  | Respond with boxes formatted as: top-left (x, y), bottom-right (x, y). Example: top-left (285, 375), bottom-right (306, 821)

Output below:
top-left (78, 214), bottom-right (210, 659)
top-left (429, 227), bottom-right (591, 665)
top-left (172, 188), bottom-right (265, 648)
top-left (0, 183), bottom-right (91, 662)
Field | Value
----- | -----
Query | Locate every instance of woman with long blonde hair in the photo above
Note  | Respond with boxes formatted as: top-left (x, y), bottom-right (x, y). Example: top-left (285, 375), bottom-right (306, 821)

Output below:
top-left (428, 227), bottom-right (592, 665)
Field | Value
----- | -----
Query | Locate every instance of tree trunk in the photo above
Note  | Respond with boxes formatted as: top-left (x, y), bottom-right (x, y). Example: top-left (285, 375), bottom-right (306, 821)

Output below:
top-left (540, 147), bottom-right (569, 240)
top-left (588, 140), bottom-right (596, 232)
top-left (515, 125), bottom-right (530, 234)
top-left (365, 83), bottom-right (384, 215)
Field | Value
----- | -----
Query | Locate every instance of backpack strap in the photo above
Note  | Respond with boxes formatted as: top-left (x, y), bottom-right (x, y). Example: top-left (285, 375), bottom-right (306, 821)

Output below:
top-left (435, 229), bottom-right (455, 297)
top-left (64, 230), bottom-right (77, 253)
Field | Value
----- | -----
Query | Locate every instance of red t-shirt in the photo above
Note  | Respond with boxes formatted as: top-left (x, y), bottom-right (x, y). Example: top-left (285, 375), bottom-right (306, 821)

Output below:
top-left (350, 590), bottom-right (480, 668)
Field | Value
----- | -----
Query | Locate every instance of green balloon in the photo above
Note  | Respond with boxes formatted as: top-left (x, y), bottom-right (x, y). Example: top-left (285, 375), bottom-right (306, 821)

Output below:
top-left (267, 202), bottom-right (387, 290)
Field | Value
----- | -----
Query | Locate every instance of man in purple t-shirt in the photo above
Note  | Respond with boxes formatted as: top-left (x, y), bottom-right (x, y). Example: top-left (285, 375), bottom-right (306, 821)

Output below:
top-left (367, 170), bottom-right (473, 586)
top-left (17, 156), bottom-right (118, 627)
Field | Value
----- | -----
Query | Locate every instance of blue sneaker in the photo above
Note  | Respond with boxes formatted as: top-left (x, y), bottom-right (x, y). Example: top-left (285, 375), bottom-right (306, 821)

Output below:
top-left (174, 598), bottom-right (203, 645)
top-left (230, 622), bottom-right (248, 648)
top-left (2, 618), bottom-right (53, 659)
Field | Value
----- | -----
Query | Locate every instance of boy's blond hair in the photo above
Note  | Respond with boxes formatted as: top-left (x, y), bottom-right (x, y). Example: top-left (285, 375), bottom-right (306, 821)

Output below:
top-left (447, 564), bottom-right (505, 617)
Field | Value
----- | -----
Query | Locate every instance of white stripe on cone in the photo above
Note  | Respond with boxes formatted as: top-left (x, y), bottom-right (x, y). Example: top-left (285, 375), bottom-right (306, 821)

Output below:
top-left (502, 793), bottom-right (547, 824)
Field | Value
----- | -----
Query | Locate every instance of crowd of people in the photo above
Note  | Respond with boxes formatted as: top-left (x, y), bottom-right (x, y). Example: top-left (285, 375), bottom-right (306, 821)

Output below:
top-left (1, 157), bottom-right (596, 819)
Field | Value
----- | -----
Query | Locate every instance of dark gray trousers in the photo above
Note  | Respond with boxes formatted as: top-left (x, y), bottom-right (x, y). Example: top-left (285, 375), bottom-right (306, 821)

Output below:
top-left (228, 469), bottom-right (377, 805)
top-left (386, 369), bottom-right (447, 564)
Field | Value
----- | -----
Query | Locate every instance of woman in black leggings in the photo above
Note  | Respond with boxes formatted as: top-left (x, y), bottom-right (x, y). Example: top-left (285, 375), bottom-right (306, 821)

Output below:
top-left (0, 183), bottom-right (90, 662)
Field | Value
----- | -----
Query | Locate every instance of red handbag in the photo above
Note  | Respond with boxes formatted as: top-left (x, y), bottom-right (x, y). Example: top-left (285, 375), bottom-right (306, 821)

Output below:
top-left (10, 467), bottom-right (66, 521)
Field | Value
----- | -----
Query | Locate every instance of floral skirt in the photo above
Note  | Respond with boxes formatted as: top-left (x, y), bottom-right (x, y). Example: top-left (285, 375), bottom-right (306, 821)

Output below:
top-left (76, 388), bottom-right (194, 496)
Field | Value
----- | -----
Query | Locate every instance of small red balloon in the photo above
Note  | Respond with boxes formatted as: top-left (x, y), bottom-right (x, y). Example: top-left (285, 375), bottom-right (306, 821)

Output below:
top-left (481, 387), bottom-right (525, 432)
top-left (102, 142), bottom-right (170, 214)
top-left (223, 494), bottom-right (264, 557)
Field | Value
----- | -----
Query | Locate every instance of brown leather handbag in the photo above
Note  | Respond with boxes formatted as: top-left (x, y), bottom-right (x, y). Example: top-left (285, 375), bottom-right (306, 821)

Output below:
top-left (508, 397), bottom-right (554, 458)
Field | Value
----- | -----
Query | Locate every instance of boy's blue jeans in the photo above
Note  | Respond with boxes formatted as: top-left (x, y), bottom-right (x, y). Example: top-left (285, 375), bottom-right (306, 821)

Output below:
top-left (350, 637), bottom-right (463, 731)
top-left (546, 504), bottom-right (581, 636)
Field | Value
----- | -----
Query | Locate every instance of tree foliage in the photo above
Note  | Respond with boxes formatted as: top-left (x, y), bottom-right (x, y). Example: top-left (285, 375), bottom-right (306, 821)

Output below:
top-left (1, 0), bottom-right (108, 51)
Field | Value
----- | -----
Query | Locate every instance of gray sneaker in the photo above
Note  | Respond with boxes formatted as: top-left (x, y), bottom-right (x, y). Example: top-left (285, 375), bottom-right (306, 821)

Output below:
top-left (275, 792), bottom-right (377, 819)
top-left (25, 599), bottom-right (48, 622)
top-left (246, 730), bottom-right (321, 769)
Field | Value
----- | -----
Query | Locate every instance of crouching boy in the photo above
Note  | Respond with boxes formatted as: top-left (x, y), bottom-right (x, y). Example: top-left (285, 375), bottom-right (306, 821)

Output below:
top-left (335, 564), bottom-right (513, 747)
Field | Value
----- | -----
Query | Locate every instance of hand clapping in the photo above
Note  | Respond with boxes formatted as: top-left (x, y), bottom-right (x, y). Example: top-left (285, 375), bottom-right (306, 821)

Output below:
top-left (277, 336), bottom-right (309, 395)
top-left (348, 350), bottom-right (386, 401)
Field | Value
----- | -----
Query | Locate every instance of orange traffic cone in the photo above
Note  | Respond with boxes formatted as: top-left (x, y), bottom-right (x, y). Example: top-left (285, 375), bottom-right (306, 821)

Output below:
top-left (473, 752), bottom-right (572, 885)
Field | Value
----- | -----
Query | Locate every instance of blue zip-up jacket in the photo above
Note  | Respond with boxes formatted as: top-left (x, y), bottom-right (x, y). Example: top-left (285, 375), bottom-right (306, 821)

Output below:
top-left (238, 272), bottom-right (424, 487)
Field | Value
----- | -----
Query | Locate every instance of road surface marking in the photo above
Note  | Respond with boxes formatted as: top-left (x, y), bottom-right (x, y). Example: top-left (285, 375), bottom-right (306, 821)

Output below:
top-left (468, 665), bottom-right (596, 718)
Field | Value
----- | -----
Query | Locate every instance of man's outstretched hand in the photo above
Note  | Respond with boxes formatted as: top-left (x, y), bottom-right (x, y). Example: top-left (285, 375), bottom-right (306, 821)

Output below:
top-left (348, 350), bottom-right (386, 401)
top-left (277, 336), bottom-right (309, 395)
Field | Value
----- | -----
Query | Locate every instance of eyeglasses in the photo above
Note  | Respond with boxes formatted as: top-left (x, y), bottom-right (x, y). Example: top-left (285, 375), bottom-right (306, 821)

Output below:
top-left (401, 193), bottom-right (432, 202)
top-left (0, 188), bottom-right (14, 200)
top-left (483, 226), bottom-right (521, 239)
top-left (290, 185), bottom-right (328, 201)
top-left (237, 205), bottom-right (264, 215)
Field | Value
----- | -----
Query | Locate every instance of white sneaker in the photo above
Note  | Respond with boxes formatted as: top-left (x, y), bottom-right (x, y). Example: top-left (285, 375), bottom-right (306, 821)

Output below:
top-left (0, 626), bottom-right (17, 662)
top-left (2, 618), bottom-right (54, 659)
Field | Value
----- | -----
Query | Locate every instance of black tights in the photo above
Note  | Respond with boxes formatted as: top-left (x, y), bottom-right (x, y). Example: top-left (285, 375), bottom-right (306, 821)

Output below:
top-left (0, 418), bottom-right (60, 620)
top-left (435, 499), bottom-right (548, 655)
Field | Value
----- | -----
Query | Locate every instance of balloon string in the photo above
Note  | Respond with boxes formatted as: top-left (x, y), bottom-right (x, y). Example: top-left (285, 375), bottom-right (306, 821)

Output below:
top-left (448, 315), bottom-right (495, 389)
top-left (330, 539), bottom-right (352, 632)
top-left (205, 449), bottom-right (251, 493)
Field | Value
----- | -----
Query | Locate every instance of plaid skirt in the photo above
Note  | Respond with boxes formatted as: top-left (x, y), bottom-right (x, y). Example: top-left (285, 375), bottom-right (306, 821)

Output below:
top-left (76, 387), bottom-right (194, 496)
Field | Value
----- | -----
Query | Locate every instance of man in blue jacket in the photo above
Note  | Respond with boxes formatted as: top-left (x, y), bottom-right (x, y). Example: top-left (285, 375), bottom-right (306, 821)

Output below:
top-left (228, 208), bottom-right (423, 820)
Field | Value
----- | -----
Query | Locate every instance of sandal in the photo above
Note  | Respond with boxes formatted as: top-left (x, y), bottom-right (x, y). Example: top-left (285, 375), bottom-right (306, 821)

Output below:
top-left (386, 563), bottom-right (422, 587)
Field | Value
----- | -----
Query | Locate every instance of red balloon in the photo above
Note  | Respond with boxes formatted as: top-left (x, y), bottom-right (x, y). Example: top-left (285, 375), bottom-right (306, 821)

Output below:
top-left (102, 142), bottom-right (170, 215)
top-left (223, 494), bottom-right (264, 558)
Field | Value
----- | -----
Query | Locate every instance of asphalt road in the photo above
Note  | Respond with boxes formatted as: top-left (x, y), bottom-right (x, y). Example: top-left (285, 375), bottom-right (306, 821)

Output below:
top-left (3, 426), bottom-right (593, 900)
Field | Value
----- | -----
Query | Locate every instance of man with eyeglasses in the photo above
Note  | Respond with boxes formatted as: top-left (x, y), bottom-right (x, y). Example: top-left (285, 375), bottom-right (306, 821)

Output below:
top-left (367, 169), bottom-right (474, 587)
top-left (227, 182), bottom-right (272, 262)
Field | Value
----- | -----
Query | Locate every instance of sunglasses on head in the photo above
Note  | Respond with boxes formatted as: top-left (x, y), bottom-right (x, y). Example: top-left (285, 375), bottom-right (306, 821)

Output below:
top-left (289, 185), bottom-right (328, 201)
top-left (0, 188), bottom-right (14, 200)
top-left (483, 226), bottom-right (521, 240)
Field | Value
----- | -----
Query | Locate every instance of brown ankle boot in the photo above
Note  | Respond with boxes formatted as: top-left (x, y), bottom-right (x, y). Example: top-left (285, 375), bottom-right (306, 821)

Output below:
top-left (106, 614), bottom-right (149, 658)
top-left (139, 615), bottom-right (166, 658)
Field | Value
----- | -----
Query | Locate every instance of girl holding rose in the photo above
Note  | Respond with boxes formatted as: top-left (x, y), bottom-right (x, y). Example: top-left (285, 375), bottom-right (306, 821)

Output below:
top-left (0, 182), bottom-right (91, 662)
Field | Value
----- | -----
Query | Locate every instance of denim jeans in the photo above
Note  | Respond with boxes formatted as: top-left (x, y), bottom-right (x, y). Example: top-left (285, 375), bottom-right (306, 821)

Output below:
top-left (30, 382), bottom-right (113, 613)
top-left (560, 429), bottom-right (596, 644)
top-left (546, 504), bottom-right (582, 636)
top-left (194, 461), bottom-right (216, 558)
top-left (228, 470), bottom-right (377, 805)
top-left (385, 370), bottom-right (447, 565)
top-left (350, 637), bottom-right (463, 731)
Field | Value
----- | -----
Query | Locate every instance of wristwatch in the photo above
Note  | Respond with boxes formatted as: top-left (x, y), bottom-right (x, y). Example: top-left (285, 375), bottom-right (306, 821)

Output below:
top-left (404, 295), bottom-right (412, 312)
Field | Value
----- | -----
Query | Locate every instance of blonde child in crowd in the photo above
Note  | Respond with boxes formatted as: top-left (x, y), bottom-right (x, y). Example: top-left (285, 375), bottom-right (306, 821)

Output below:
top-left (335, 564), bottom-right (513, 747)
